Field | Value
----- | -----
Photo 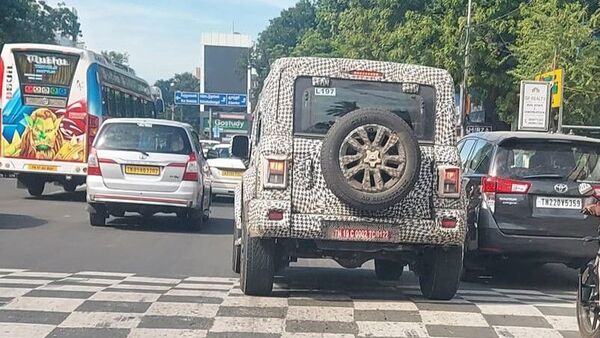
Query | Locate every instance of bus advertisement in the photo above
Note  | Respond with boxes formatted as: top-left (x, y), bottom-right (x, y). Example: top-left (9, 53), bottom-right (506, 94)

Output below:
top-left (0, 43), bottom-right (163, 195)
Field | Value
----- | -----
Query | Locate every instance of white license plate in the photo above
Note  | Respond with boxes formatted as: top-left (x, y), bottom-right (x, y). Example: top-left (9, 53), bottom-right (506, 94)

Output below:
top-left (535, 196), bottom-right (582, 209)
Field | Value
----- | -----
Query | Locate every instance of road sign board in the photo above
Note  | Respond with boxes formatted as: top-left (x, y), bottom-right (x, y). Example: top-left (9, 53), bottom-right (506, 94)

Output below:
top-left (535, 69), bottom-right (563, 108)
top-left (175, 91), bottom-right (247, 107)
top-left (518, 81), bottom-right (552, 132)
top-left (174, 91), bottom-right (199, 105)
top-left (466, 125), bottom-right (492, 134)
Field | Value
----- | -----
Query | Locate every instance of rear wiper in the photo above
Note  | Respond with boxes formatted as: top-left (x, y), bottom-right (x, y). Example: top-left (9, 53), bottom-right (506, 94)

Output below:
top-left (522, 174), bottom-right (563, 179)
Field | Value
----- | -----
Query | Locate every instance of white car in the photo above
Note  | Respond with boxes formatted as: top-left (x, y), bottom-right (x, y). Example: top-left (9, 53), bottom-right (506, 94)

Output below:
top-left (86, 119), bottom-right (211, 228)
top-left (206, 144), bottom-right (245, 197)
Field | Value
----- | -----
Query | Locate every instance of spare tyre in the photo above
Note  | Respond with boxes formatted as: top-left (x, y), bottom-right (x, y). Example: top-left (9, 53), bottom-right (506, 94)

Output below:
top-left (321, 108), bottom-right (421, 211)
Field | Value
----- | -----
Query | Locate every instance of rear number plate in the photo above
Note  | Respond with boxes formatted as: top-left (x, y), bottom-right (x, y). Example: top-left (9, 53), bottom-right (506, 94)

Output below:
top-left (222, 170), bottom-right (242, 177)
top-left (124, 165), bottom-right (160, 176)
top-left (329, 227), bottom-right (391, 241)
top-left (535, 196), bottom-right (582, 209)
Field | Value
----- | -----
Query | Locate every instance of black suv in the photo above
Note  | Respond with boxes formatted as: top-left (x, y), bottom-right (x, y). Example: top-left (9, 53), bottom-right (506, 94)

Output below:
top-left (459, 131), bottom-right (600, 277)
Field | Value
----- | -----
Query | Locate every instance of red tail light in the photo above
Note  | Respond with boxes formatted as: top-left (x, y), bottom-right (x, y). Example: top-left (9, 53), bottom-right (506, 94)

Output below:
top-left (481, 176), bottom-right (531, 194)
top-left (268, 209), bottom-right (284, 221)
top-left (438, 165), bottom-right (460, 198)
top-left (87, 148), bottom-right (101, 176)
top-left (264, 157), bottom-right (287, 188)
top-left (441, 218), bottom-right (458, 228)
top-left (87, 148), bottom-right (116, 176)
top-left (182, 152), bottom-right (199, 181)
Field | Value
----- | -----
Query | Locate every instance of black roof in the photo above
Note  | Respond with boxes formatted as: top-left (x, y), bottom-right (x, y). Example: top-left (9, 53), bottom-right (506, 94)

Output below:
top-left (462, 131), bottom-right (600, 145)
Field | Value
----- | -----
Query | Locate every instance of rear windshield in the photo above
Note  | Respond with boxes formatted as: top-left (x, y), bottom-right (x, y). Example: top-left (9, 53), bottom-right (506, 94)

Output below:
top-left (495, 140), bottom-right (600, 182)
top-left (215, 147), bottom-right (231, 158)
top-left (95, 123), bottom-right (191, 155)
top-left (294, 77), bottom-right (435, 141)
top-left (14, 51), bottom-right (79, 87)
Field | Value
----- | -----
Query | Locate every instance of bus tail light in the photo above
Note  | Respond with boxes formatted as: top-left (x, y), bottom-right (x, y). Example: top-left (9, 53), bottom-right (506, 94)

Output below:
top-left (438, 165), bottom-right (460, 198)
top-left (182, 152), bottom-right (199, 181)
top-left (264, 157), bottom-right (287, 189)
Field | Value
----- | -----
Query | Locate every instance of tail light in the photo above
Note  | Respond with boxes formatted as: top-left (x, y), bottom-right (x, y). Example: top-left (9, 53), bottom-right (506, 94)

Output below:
top-left (481, 176), bottom-right (531, 213)
top-left (438, 165), bottom-right (461, 198)
top-left (87, 148), bottom-right (100, 176)
top-left (264, 156), bottom-right (287, 189)
top-left (183, 152), bottom-right (199, 181)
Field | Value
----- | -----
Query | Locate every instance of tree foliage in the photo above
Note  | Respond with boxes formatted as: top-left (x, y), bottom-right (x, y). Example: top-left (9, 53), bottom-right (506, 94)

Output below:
top-left (0, 0), bottom-right (82, 50)
top-left (251, 0), bottom-right (600, 128)
top-left (154, 73), bottom-right (201, 126)
top-left (101, 50), bottom-right (130, 66)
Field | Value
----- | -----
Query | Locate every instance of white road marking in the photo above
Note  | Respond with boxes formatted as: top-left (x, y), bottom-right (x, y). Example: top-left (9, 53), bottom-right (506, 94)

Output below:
top-left (210, 316), bottom-right (285, 334)
top-left (90, 291), bottom-right (161, 302)
top-left (0, 323), bottom-right (55, 338)
top-left (145, 302), bottom-right (219, 317)
top-left (420, 310), bottom-right (489, 327)
top-left (357, 321), bottom-right (428, 338)
top-left (59, 311), bottom-right (142, 328)
top-left (286, 306), bottom-right (354, 322)
top-left (127, 328), bottom-right (208, 338)
top-left (3, 296), bottom-right (85, 312)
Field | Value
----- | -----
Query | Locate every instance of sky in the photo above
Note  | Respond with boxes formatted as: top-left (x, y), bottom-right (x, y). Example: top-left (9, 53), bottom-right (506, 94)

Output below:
top-left (49, 0), bottom-right (297, 83)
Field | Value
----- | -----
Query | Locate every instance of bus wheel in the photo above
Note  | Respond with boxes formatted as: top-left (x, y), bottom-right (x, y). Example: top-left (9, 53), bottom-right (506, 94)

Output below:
top-left (63, 182), bottom-right (77, 192)
top-left (27, 180), bottom-right (45, 197)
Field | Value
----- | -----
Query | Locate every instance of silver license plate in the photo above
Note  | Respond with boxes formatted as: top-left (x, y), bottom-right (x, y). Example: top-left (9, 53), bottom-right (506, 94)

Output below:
top-left (535, 196), bottom-right (582, 209)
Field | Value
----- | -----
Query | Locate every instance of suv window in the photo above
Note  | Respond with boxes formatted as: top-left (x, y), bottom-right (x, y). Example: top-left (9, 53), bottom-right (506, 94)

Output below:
top-left (466, 139), bottom-right (493, 174)
top-left (495, 140), bottom-right (600, 181)
top-left (458, 138), bottom-right (476, 169)
top-left (293, 77), bottom-right (436, 141)
top-left (96, 123), bottom-right (192, 155)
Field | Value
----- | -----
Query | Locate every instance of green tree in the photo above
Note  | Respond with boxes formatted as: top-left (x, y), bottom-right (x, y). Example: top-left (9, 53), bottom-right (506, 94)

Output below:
top-left (0, 0), bottom-right (82, 50)
top-left (510, 0), bottom-right (600, 127)
top-left (101, 50), bottom-right (130, 66)
top-left (154, 73), bottom-right (200, 125)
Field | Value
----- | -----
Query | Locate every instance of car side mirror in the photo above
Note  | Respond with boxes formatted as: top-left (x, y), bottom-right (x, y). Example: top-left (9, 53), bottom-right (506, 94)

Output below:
top-left (206, 149), bottom-right (218, 159)
top-left (231, 135), bottom-right (249, 159)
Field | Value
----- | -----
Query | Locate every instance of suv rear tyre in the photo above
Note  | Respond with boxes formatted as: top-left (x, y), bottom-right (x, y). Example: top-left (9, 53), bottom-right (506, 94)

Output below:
top-left (419, 246), bottom-right (462, 300)
top-left (240, 226), bottom-right (275, 296)
top-left (89, 212), bottom-right (106, 227)
top-left (321, 108), bottom-right (421, 211)
top-left (374, 259), bottom-right (404, 280)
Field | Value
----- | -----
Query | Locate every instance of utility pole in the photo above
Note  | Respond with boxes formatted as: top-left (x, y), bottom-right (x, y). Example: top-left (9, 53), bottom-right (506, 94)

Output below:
top-left (458, 0), bottom-right (473, 138)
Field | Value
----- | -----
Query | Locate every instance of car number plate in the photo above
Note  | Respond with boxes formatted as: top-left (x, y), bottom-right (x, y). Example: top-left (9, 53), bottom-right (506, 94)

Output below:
top-left (124, 165), bottom-right (160, 176)
top-left (329, 227), bottom-right (392, 241)
top-left (222, 170), bottom-right (243, 177)
top-left (27, 164), bottom-right (58, 172)
top-left (535, 196), bottom-right (582, 209)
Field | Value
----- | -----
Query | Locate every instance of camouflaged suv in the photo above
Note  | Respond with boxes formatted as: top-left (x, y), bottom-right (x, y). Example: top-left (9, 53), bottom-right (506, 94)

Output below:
top-left (231, 57), bottom-right (467, 300)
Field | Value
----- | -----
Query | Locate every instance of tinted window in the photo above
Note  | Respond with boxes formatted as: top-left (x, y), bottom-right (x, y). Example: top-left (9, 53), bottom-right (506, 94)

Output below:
top-left (467, 139), bottom-right (493, 174)
top-left (215, 147), bottom-right (231, 158)
top-left (294, 77), bottom-right (435, 141)
top-left (96, 123), bottom-right (191, 155)
top-left (495, 140), bottom-right (600, 182)
top-left (458, 139), bottom-right (476, 168)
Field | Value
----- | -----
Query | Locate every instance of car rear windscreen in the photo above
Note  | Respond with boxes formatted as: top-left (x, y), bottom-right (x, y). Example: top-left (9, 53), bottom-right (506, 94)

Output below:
top-left (495, 140), bottom-right (600, 182)
top-left (293, 77), bottom-right (436, 141)
top-left (95, 123), bottom-right (191, 155)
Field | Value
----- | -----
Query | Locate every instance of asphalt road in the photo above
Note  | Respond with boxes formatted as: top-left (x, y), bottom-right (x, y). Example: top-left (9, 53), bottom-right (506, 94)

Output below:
top-left (0, 176), bottom-right (580, 290)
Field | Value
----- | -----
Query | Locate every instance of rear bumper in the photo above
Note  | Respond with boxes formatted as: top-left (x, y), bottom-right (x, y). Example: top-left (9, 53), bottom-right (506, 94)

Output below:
top-left (245, 199), bottom-right (466, 246)
top-left (211, 179), bottom-right (239, 196)
top-left (86, 176), bottom-right (198, 208)
top-left (473, 207), bottom-right (598, 263)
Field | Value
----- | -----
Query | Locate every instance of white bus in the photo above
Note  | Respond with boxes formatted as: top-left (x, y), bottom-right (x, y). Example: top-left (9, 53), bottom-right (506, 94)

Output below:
top-left (0, 43), bottom-right (164, 195)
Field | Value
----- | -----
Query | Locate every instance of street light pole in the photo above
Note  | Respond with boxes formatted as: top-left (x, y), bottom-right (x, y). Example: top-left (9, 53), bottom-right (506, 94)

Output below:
top-left (458, 0), bottom-right (473, 138)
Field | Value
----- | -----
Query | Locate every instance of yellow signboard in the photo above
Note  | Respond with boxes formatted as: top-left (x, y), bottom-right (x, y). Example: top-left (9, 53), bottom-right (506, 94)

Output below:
top-left (535, 69), bottom-right (563, 108)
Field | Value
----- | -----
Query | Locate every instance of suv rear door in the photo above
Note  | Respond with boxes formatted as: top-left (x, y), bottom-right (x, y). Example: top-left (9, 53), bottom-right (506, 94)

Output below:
top-left (94, 121), bottom-right (193, 192)
top-left (485, 138), bottom-right (600, 238)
